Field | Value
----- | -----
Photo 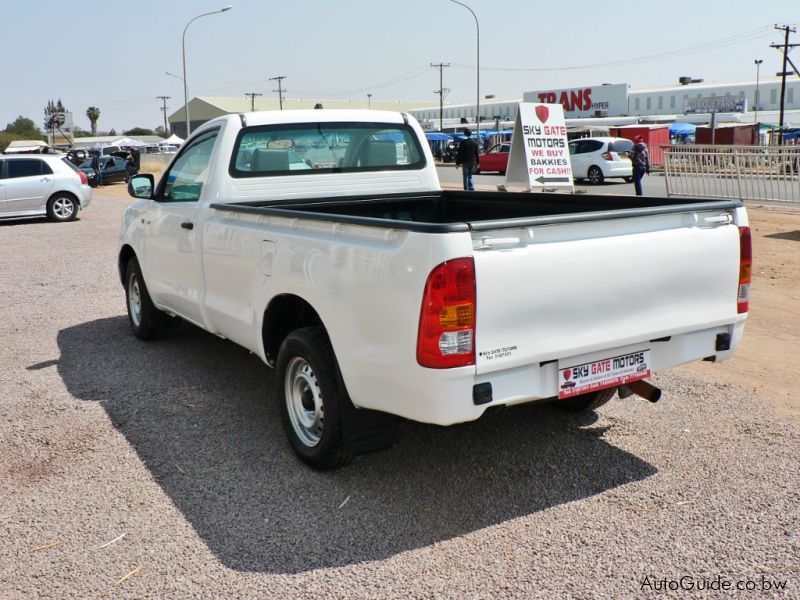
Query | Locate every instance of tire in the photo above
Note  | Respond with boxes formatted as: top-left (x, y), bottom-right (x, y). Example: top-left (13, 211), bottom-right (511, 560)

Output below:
top-left (46, 193), bottom-right (79, 222)
top-left (587, 166), bottom-right (604, 185)
top-left (276, 327), bottom-right (397, 470)
top-left (554, 387), bottom-right (616, 413)
top-left (499, 170), bottom-right (506, 176)
top-left (623, 176), bottom-right (634, 183)
top-left (124, 256), bottom-right (169, 340)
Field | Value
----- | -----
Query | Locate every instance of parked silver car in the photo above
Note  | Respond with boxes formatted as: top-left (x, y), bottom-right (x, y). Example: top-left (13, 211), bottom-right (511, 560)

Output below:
top-left (568, 137), bottom-right (634, 184)
top-left (0, 154), bottom-right (92, 221)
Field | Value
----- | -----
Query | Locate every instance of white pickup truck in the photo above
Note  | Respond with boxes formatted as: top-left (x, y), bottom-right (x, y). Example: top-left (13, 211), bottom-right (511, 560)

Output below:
top-left (119, 110), bottom-right (751, 469)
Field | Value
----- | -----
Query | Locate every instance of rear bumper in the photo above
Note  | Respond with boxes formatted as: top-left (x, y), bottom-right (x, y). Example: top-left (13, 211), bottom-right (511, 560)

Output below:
top-left (350, 321), bottom-right (745, 425)
top-left (603, 163), bottom-right (633, 178)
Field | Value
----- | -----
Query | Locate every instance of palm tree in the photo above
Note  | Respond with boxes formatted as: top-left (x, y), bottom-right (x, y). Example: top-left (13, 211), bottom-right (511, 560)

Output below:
top-left (86, 107), bottom-right (101, 135)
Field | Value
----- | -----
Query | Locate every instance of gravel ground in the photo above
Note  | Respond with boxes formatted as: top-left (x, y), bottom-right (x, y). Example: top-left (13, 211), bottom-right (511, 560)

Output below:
top-left (1, 189), bottom-right (799, 598)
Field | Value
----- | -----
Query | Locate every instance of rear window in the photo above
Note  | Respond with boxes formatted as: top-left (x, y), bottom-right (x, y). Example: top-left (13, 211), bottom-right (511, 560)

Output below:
top-left (609, 139), bottom-right (634, 154)
top-left (7, 158), bottom-right (52, 178)
top-left (229, 122), bottom-right (425, 177)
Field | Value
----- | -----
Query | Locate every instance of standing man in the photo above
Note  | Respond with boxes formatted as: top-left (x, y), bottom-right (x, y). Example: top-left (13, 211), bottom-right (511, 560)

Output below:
top-left (630, 135), bottom-right (649, 196)
top-left (455, 128), bottom-right (480, 191)
top-left (90, 150), bottom-right (103, 188)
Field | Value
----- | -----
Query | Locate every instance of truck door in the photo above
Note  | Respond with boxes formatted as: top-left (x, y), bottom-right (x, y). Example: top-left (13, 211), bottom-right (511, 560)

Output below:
top-left (140, 128), bottom-right (219, 326)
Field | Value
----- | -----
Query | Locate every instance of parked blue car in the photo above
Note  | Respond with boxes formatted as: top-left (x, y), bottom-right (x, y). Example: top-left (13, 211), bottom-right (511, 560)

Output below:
top-left (79, 156), bottom-right (128, 186)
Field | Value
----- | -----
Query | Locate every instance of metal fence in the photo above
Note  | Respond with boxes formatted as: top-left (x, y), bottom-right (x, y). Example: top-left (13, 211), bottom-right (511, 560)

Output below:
top-left (664, 145), bottom-right (800, 203)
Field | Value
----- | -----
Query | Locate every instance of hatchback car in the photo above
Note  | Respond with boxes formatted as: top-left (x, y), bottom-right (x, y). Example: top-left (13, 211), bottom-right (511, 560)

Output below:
top-left (568, 137), bottom-right (634, 184)
top-left (477, 142), bottom-right (511, 175)
top-left (0, 154), bottom-right (92, 222)
top-left (79, 155), bottom-right (129, 186)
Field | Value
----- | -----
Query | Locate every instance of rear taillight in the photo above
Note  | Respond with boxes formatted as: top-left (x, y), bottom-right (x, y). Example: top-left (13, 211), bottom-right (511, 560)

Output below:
top-left (738, 226), bottom-right (752, 313)
top-left (601, 151), bottom-right (613, 161)
top-left (78, 170), bottom-right (88, 186)
top-left (417, 257), bottom-right (476, 368)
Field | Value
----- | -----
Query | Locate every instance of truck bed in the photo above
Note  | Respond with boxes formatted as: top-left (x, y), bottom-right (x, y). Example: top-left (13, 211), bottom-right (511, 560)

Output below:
top-left (212, 190), bottom-right (741, 232)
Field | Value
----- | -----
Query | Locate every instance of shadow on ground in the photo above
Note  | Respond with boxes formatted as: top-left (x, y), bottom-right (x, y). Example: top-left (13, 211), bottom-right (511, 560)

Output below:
top-left (55, 317), bottom-right (656, 574)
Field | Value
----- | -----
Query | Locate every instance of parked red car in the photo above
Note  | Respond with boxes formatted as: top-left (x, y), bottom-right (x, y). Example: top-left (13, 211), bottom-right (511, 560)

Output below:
top-left (477, 142), bottom-right (510, 175)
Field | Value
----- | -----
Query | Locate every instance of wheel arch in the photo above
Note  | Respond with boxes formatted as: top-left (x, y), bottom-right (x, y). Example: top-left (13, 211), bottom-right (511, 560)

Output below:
top-left (118, 245), bottom-right (137, 285)
top-left (262, 294), bottom-right (325, 367)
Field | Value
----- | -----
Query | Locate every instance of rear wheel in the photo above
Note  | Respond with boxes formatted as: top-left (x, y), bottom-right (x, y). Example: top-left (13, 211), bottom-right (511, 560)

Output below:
top-left (587, 166), bottom-right (604, 185)
top-left (46, 193), bottom-right (78, 222)
top-left (623, 176), bottom-right (634, 183)
top-left (554, 388), bottom-right (616, 413)
top-left (276, 326), bottom-right (396, 470)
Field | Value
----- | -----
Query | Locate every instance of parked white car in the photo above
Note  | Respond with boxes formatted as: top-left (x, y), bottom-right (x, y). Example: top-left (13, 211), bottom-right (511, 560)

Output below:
top-left (0, 154), bottom-right (92, 221)
top-left (568, 137), bottom-right (634, 184)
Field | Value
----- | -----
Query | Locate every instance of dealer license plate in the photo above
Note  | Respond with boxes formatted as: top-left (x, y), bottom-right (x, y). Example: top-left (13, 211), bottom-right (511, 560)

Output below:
top-left (558, 349), bottom-right (651, 399)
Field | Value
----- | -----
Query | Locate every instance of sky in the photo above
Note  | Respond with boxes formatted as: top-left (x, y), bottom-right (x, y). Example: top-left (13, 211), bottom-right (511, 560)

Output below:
top-left (2, 1), bottom-right (799, 134)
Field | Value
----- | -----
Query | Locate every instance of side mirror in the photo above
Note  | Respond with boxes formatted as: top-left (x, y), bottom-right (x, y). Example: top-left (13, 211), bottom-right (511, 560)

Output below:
top-left (128, 174), bottom-right (154, 199)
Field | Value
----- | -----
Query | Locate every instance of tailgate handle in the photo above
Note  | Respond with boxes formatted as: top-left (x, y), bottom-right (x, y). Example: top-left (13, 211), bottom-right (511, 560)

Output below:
top-left (700, 214), bottom-right (732, 225)
top-left (474, 236), bottom-right (520, 250)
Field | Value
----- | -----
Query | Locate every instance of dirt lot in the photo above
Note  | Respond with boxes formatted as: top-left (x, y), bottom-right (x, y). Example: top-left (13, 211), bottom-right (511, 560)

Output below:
top-left (1, 182), bottom-right (797, 597)
top-left (678, 203), bottom-right (800, 422)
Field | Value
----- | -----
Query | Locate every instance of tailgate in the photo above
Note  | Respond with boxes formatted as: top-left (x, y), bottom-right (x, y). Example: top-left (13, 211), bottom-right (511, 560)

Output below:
top-left (472, 209), bottom-right (741, 374)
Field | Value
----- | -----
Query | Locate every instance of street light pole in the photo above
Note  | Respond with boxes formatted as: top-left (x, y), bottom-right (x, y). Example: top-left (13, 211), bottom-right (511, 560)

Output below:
top-left (182, 5), bottom-right (233, 138)
top-left (367, 93), bottom-right (372, 109)
top-left (447, 0), bottom-right (480, 143)
top-left (754, 59), bottom-right (763, 124)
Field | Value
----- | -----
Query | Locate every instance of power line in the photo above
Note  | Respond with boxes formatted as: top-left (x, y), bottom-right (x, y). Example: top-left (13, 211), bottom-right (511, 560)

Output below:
top-left (244, 92), bottom-right (262, 111)
top-left (269, 76), bottom-right (287, 110)
top-left (770, 24), bottom-right (799, 138)
top-left (430, 62), bottom-right (451, 131)
top-left (156, 96), bottom-right (170, 133)
top-left (453, 25), bottom-right (776, 72)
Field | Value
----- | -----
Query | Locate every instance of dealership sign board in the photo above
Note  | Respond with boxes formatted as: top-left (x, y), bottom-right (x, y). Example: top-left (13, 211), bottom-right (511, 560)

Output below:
top-left (522, 83), bottom-right (628, 117)
top-left (506, 103), bottom-right (573, 191)
top-left (684, 93), bottom-right (747, 113)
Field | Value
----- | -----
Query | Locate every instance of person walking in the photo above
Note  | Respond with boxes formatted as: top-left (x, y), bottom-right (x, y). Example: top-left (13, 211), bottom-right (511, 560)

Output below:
top-left (455, 128), bottom-right (480, 191)
top-left (90, 150), bottom-right (103, 188)
top-left (630, 135), bottom-right (649, 196)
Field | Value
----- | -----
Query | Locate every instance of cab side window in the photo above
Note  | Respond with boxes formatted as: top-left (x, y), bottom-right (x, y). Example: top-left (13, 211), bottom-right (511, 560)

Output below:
top-left (161, 129), bottom-right (219, 202)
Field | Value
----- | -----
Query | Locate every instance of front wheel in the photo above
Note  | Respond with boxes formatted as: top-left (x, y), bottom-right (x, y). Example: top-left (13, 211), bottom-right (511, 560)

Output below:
top-left (47, 193), bottom-right (78, 222)
top-left (554, 388), bottom-right (616, 413)
top-left (587, 166), bottom-right (604, 185)
top-left (124, 257), bottom-right (170, 340)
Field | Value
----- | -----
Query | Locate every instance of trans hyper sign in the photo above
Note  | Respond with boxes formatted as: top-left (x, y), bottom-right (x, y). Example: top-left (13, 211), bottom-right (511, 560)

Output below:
top-left (522, 84), bottom-right (628, 118)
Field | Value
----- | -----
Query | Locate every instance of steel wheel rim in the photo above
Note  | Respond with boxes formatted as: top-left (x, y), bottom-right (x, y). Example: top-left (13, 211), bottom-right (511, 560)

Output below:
top-left (128, 275), bottom-right (142, 327)
top-left (53, 197), bottom-right (75, 219)
top-left (285, 356), bottom-right (323, 447)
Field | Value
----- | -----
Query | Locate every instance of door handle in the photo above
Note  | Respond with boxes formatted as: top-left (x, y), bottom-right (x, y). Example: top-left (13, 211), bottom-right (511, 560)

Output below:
top-left (181, 222), bottom-right (194, 230)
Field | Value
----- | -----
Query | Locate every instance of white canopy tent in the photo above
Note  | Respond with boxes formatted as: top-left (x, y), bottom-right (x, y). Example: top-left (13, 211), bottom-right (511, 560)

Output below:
top-left (159, 134), bottom-right (184, 146)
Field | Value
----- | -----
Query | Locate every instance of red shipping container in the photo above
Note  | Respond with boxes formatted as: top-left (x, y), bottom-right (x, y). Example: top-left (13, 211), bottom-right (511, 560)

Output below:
top-left (695, 124), bottom-right (758, 145)
top-left (609, 125), bottom-right (670, 166)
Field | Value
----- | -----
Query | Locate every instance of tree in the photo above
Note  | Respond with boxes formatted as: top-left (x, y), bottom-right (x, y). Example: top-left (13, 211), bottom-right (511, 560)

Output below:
top-left (4, 116), bottom-right (43, 138)
top-left (44, 99), bottom-right (67, 132)
top-left (86, 106), bottom-right (101, 135)
top-left (123, 127), bottom-right (155, 136)
top-left (109, 128), bottom-right (116, 136)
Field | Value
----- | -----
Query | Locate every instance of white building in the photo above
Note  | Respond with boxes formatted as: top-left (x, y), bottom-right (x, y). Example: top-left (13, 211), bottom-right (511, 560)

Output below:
top-left (409, 78), bottom-right (800, 131)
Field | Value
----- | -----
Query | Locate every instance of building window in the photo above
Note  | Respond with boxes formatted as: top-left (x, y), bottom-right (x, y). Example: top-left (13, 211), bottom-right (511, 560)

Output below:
top-left (657, 96), bottom-right (663, 109)
top-left (770, 88), bottom-right (777, 105)
top-left (646, 97), bottom-right (651, 110)
top-left (634, 98), bottom-right (640, 111)
top-left (670, 95), bottom-right (675, 109)
top-left (788, 88), bottom-right (795, 104)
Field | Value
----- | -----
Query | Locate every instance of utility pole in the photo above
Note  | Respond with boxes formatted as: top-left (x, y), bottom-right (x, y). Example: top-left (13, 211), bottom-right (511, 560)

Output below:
top-left (269, 76), bottom-right (287, 110)
top-left (156, 96), bottom-right (170, 134)
top-left (770, 24), bottom-right (798, 141)
top-left (430, 62), bottom-right (451, 131)
top-left (245, 92), bottom-right (262, 111)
